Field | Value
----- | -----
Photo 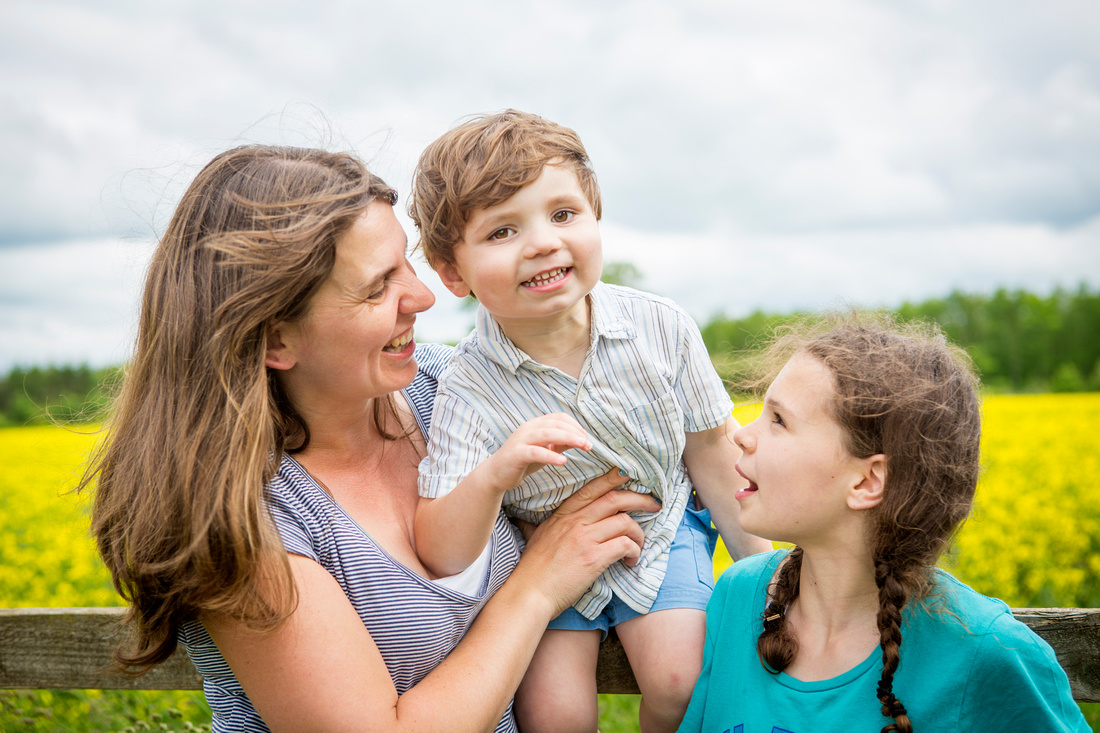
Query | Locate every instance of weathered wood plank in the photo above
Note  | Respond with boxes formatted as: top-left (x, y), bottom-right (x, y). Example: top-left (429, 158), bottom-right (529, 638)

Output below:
top-left (1, 607), bottom-right (1097, 701)
top-left (0, 608), bottom-right (201, 690)
top-left (1013, 608), bottom-right (1100, 704)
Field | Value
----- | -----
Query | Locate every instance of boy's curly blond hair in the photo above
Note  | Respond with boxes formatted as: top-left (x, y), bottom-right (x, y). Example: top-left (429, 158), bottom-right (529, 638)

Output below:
top-left (409, 109), bottom-right (601, 268)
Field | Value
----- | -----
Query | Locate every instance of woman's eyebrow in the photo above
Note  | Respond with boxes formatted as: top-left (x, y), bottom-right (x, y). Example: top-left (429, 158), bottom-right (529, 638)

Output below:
top-left (353, 264), bottom-right (400, 296)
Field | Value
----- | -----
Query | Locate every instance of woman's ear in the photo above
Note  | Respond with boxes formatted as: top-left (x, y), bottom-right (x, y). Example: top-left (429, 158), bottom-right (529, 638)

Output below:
top-left (848, 454), bottom-right (887, 510)
top-left (265, 321), bottom-right (298, 371)
top-left (435, 262), bottom-right (473, 299)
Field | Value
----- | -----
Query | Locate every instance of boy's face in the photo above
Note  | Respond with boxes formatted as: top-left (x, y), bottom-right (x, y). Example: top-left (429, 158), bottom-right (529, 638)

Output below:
top-left (436, 162), bottom-right (602, 327)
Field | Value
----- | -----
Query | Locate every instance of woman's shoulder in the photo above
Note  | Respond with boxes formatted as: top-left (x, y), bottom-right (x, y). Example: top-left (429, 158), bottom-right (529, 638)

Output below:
top-left (413, 342), bottom-right (456, 379)
top-left (402, 343), bottom-right (456, 434)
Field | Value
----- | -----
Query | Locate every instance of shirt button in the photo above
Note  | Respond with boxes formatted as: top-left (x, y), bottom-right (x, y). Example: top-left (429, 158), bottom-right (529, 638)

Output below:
top-left (610, 435), bottom-right (627, 449)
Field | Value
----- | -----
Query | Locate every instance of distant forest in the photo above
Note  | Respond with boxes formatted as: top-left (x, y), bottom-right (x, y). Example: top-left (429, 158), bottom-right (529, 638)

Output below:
top-left (701, 284), bottom-right (1100, 394)
top-left (2, 285), bottom-right (1098, 426)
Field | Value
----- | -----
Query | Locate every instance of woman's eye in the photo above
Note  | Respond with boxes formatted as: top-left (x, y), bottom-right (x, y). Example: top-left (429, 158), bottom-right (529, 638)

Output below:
top-left (489, 227), bottom-right (514, 241)
top-left (551, 210), bottom-right (573, 223)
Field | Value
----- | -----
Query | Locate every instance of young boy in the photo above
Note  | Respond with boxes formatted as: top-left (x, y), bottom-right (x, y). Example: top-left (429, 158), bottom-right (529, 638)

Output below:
top-left (409, 110), bottom-right (769, 733)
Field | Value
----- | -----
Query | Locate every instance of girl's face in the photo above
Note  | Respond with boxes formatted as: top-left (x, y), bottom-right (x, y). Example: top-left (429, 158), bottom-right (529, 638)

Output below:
top-left (732, 353), bottom-right (871, 548)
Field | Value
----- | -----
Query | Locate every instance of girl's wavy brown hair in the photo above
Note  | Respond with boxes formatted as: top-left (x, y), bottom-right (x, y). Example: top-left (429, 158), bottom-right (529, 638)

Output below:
top-left (753, 312), bottom-right (982, 733)
top-left (77, 145), bottom-right (396, 672)
top-left (408, 108), bottom-right (601, 269)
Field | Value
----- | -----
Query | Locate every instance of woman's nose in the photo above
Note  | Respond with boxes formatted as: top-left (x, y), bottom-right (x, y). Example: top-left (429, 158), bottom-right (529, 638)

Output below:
top-left (401, 265), bottom-right (436, 314)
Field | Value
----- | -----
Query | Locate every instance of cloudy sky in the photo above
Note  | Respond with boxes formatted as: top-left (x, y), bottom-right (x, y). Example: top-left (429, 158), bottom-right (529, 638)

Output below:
top-left (3, 0), bottom-right (1098, 371)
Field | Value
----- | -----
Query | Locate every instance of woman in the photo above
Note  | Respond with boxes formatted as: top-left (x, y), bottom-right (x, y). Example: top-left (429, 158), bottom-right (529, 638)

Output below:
top-left (79, 145), bottom-right (655, 732)
top-left (678, 315), bottom-right (1088, 732)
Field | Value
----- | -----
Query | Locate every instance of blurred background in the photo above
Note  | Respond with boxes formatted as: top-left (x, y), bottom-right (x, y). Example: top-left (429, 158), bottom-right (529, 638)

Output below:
top-left (2, 2), bottom-right (1098, 730)
top-left (3, 0), bottom-right (1098, 372)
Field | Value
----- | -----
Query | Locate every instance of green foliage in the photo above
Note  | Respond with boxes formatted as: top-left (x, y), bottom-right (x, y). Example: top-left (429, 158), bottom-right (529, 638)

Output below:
top-left (0, 364), bottom-right (119, 427)
top-left (0, 689), bottom-right (211, 732)
top-left (700, 284), bottom-right (1100, 393)
top-left (601, 261), bottom-right (644, 289)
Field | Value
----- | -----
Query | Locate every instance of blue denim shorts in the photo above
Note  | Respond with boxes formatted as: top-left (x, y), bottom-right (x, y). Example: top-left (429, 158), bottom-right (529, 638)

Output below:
top-left (547, 503), bottom-right (718, 639)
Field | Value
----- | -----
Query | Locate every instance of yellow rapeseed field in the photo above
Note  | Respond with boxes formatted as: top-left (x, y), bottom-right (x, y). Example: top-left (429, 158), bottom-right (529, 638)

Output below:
top-left (3, 395), bottom-right (1099, 610)
top-left (0, 425), bottom-right (120, 608)
top-left (1, 395), bottom-right (1097, 730)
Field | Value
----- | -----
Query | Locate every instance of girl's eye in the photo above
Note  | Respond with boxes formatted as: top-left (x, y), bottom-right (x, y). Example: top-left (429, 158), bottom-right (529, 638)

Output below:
top-left (551, 210), bottom-right (573, 224)
top-left (489, 227), bottom-right (514, 241)
top-left (771, 412), bottom-right (786, 428)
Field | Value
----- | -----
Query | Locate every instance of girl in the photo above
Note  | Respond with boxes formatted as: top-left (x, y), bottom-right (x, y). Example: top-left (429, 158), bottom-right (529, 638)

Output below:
top-left (678, 315), bottom-right (1087, 732)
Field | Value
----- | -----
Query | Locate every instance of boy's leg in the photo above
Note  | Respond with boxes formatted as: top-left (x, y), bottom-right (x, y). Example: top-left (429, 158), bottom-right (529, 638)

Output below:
top-left (514, 628), bottom-right (602, 733)
top-left (612, 502), bottom-right (716, 732)
top-left (616, 608), bottom-right (706, 733)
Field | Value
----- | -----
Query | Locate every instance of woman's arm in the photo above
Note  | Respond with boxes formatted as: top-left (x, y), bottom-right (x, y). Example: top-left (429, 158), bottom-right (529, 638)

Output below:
top-left (206, 470), bottom-right (656, 733)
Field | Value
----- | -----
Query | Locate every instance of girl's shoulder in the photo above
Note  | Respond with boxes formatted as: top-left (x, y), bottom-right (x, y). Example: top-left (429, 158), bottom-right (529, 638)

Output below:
top-left (713, 548), bottom-right (787, 604)
top-left (913, 570), bottom-right (1054, 660)
top-left (923, 569), bottom-right (1015, 634)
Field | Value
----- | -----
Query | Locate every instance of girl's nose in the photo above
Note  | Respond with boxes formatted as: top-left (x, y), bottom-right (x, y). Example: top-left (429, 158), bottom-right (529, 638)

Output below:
top-left (733, 421), bottom-right (755, 452)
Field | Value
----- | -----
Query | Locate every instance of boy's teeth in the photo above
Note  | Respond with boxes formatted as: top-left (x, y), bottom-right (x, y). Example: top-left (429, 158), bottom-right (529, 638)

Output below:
top-left (524, 267), bottom-right (568, 286)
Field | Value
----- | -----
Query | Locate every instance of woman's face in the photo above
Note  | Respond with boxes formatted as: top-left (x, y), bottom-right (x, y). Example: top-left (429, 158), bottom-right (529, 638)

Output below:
top-left (274, 200), bottom-right (436, 410)
top-left (732, 353), bottom-right (867, 547)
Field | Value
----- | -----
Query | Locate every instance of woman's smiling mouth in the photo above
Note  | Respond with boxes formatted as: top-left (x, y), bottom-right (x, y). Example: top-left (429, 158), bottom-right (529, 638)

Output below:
top-left (383, 329), bottom-right (414, 353)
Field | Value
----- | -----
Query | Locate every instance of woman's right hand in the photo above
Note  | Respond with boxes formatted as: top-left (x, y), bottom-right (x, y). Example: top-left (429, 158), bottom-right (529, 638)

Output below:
top-left (510, 469), bottom-right (658, 617)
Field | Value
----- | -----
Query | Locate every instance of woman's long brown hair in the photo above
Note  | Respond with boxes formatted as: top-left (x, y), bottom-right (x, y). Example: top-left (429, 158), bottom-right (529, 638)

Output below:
top-left (77, 145), bottom-right (396, 672)
top-left (754, 313), bottom-right (982, 732)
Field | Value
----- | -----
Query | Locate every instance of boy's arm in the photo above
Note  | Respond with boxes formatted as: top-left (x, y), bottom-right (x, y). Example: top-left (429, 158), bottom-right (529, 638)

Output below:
top-left (415, 413), bottom-right (593, 577)
top-left (682, 417), bottom-right (772, 560)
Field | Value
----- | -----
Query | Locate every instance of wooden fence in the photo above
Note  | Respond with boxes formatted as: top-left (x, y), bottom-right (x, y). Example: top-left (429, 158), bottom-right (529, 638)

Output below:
top-left (2, 607), bottom-right (1098, 702)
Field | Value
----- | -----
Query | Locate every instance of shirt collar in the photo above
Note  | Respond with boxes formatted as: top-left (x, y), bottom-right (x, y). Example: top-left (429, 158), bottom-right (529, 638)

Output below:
top-left (473, 281), bottom-right (637, 374)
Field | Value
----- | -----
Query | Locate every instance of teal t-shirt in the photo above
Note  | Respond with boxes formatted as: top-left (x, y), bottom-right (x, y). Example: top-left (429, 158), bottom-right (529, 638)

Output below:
top-left (679, 550), bottom-right (1088, 733)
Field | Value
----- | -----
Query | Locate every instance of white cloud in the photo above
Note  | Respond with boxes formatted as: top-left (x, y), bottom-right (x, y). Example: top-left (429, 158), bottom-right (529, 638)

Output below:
top-left (1, 0), bottom-right (1098, 368)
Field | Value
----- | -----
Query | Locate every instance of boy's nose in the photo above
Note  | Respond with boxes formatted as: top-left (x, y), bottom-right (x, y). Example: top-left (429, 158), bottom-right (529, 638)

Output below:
top-left (524, 226), bottom-right (563, 257)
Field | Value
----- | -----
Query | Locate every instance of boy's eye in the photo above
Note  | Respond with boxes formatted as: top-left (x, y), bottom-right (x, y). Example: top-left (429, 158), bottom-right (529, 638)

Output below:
top-left (489, 227), bottom-right (515, 241)
top-left (551, 210), bottom-right (573, 224)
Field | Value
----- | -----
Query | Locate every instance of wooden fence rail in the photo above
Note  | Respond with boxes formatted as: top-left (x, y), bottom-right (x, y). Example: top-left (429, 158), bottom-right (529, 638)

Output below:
top-left (2, 607), bottom-right (1098, 702)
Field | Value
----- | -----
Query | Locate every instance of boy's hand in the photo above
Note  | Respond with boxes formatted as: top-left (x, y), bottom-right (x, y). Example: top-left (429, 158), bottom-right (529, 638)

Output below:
top-left (485, 413), bottom-right (592, 491)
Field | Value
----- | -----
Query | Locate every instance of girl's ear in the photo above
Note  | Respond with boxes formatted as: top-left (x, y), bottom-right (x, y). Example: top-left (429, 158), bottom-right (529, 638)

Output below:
top-left (848, 454), bottom-right (887, 510)
top-left (265, 321), bottom-right (298, 371)
top-left (435, 262), bottom-right (473, 299)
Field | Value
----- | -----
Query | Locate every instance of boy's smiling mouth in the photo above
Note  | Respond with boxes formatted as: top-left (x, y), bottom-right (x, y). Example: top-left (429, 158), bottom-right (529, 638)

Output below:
top-left (522, 266), bottom-right (571, 288)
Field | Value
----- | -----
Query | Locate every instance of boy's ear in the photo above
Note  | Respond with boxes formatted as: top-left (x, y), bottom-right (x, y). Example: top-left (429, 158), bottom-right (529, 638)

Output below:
top-left (848, 454), bottom-right (887, 511)
top-left (265, 321), bottom-right (299, 371)
top-left (436, 261), bottom-right (473, 299)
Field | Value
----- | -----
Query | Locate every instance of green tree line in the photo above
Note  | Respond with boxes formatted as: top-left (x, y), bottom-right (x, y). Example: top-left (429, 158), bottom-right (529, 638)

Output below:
top-left (2, 285), bottom-right (1097, 425)
top-left (0, 364), bottom-right (118, 427)
top-left (700, 284), bottom-right (1100, 393)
